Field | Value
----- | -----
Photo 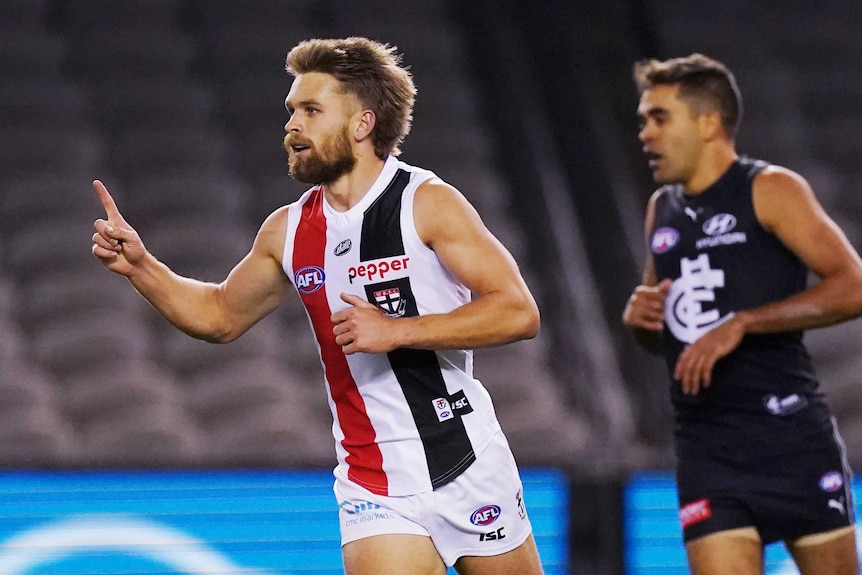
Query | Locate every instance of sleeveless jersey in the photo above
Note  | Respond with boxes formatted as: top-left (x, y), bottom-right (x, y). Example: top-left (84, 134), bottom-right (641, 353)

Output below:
top-left (650, 157), bottom-right (830, 446)
top-left (282, 156), bottom-right (501, 496)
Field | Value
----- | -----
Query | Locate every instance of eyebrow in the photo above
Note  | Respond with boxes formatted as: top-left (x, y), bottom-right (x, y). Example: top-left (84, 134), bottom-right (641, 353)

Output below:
top-left (285, 97), bottom-right (323, 111)
top-left (637, 106), bottom-right (669, 121)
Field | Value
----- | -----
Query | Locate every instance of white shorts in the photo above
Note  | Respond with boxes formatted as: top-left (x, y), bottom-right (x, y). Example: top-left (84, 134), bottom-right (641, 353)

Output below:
top-left (333, 430), bottom-right (533, 566)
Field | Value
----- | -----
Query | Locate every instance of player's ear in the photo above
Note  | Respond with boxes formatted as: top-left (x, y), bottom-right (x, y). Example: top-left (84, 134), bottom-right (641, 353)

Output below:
top-left (699, 110), bottom-right (724, 141)
top-left (355, 110), bottom-right (376, 141)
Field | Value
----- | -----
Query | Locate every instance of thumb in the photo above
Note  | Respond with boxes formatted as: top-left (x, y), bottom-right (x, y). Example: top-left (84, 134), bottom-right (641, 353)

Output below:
top-left (340, 293), bottom-right (376, 309)
top-left (657, 278), bottom-right (673, 293)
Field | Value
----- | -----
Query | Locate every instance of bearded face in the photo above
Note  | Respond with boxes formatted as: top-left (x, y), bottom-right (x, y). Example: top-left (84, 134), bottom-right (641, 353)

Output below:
top-left (285, 125), bottom-right (357, 185)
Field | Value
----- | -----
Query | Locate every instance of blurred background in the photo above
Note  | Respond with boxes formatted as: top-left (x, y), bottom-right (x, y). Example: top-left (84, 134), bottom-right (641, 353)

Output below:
top-left (1, 0), bottom-right (861, 573)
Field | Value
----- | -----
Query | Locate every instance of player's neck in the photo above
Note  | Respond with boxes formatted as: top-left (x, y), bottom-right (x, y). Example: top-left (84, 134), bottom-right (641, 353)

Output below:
top-left (683, 144), bottom-right (738, 195)
top-left (323, 151), bottom-right (387, 212)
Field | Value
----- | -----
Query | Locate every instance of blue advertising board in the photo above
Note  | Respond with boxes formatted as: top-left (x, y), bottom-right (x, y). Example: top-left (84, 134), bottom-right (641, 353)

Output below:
top-left (0, 469), bottom-right (567, 574)
top-left (624, 471), bottom-right (860, 575)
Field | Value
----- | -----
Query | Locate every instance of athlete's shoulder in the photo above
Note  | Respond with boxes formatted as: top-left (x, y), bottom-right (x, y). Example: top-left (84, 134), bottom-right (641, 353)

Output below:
top-left (738, 155), bottom-right (771, 178)
top-left (751, 164), bottom-right (816, 231)
top-left (398, 160), bottom-right (437, 182)
top-left (752, 164), bottom-right (812, 203)
top-left (252, 204), bottom-right (290, 260)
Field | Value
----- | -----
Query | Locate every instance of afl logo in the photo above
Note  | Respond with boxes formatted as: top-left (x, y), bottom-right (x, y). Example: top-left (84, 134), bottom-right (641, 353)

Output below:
top-left (470, 505), bottom-right (501, 526)
top-left (334, 239), bottom-right (352, 256)
top-left (702, 213), bottom-right (737, 236)
top-left (819, 471), bottom-right (844, 492)
top-left (294, 266), bottom-right (326, 294)
top-left (651, 227), bottom-right (679, 254)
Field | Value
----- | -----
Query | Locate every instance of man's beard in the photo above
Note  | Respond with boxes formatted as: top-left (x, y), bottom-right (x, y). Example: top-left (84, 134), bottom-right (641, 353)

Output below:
top-left (286, 127), bottom-right (357, 185)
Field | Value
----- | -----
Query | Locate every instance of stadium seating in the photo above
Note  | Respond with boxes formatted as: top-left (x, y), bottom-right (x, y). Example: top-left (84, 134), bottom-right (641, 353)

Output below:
top-left (0, 0), bottom-right (591, 470)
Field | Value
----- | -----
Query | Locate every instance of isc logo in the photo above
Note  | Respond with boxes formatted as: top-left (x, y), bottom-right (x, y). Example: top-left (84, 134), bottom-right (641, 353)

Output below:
top-left (470, 505), bottom-right (501, 526)
top-left (294, 266), bottom-right (326, 294)
top-left (479, 527), bottom-right (506, 542)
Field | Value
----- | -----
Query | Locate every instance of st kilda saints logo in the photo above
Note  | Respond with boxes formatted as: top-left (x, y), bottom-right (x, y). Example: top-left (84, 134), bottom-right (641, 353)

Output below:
top-left (373, 287), bottom-right (407, 317)
top-left (365, 278), bottom-right (415, 319)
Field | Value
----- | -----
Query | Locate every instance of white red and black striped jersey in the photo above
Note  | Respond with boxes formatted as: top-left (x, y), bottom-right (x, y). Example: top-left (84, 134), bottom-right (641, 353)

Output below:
top-left (282, 156), bottom-right (502, 496)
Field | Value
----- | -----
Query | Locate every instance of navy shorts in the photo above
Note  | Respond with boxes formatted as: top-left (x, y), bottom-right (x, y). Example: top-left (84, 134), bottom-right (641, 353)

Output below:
top-left (675, 417), bottom-right (855, 544)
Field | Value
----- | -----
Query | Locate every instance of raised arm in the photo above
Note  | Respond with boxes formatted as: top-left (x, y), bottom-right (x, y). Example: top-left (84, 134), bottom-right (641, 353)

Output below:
top-left (91, 180), bottom-right (291, 342)
top-left (332, 178), bottom-right (539, 354)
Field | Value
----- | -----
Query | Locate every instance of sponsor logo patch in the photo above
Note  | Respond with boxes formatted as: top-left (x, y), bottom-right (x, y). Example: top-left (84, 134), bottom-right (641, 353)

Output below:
top-left (702, 213), bottom-right (737, 235)
top-left (820, 471), bottom-right (844, 492)
top-left (680, 499), bottom-right (711, 529)
top-left (651, 227), bottom-right (679, 254)
top-left (763, 393), bottom-right (808, 416)
top-left (479, 527), bottom-right (506, 541)
top-left (338, 500), bottom-right (381, 515)
top-left (339, 499), bottom-right (397, 527)
top-left (696, 213), bottom-right (747, 249)
top-left (432, 392), bottom-right (472, 423)
top-left (294, 265), bottom-right (325, 294)
top-left (470, 505), bottom-right (501, 526)
top-left (373, 287), bottom-right (407, 317)
top-left (828, 497), bottom-right (847, 515)
top-left (348, 257), bottom-right (410, 284)
top-left (432, 398), bottom-right (454, 422)
top-left (333, 239), bottom-right (352, 256)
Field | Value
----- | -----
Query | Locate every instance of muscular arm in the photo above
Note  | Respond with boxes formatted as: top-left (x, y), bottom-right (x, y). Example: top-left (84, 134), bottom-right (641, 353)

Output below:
top-left (332, 178), bottom-right (539, 354)
top-left (92, 181), bottom-right (291, 342)
top-left (673, 167), bottom-right (862, 392)
top-left (739, 166), bottom-right (862, 332)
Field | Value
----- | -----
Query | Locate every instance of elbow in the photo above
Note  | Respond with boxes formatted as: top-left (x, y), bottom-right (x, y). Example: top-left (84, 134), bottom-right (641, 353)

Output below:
top-left (846, 284), bottom-right (862, 318)
top-left (838, 270), bottom-right (862, 318)
top-left (196, 319), bottom-right (242, 344)
top-left (515, 300), bottom-right (541, 341)
top-left (205, 331), bottom-right (238, 344)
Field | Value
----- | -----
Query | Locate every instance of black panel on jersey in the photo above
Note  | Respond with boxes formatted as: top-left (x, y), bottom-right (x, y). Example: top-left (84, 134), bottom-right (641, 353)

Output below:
top-left (360, 169), bottom-right (410, 260)
top-left (360, 172), bottom-right (476, 489)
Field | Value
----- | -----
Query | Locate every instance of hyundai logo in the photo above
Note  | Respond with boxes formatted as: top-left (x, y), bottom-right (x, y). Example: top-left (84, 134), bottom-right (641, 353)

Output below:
top-left (702, 213), bottom-right (737, 236)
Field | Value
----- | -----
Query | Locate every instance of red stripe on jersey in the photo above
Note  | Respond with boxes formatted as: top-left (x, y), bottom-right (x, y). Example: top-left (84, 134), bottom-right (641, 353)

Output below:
top-left (293, 188), bottom-right (388, 495)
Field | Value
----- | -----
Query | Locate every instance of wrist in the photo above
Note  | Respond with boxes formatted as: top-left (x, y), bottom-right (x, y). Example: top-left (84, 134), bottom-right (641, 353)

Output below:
top-left (394, 316), bottom-right (418, 349)
top-left (126, 251), bottom-right (159, 284)
top-left (733, 309), bottom-right (753, 334)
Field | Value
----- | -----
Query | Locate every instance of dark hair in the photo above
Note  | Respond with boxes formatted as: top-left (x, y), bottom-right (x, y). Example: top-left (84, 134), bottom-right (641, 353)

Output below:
top-left (286, 37), bottom-right (416, 159)
top-left (633, 53), bottom-right (743, 138)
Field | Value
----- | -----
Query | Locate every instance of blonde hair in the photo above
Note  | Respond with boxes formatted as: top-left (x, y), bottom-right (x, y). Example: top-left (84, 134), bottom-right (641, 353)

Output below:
top-left (287, 37), bottom-right (416, 159)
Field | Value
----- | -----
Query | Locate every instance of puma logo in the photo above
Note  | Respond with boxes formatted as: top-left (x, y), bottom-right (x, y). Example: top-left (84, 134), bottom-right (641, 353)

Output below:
top-left (828, 497), bottom-right (846, 515)
top-left (684, 207), bottom-right (698, 222)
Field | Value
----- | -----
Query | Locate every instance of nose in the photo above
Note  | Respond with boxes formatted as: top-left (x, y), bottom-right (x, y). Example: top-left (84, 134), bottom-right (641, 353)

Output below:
top-left (638, 124), bottom-right (652, 143)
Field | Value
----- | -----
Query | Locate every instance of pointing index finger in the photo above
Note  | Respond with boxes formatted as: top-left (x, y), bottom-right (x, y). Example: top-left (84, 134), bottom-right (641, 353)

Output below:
top-left (93, 179), bottom-right (123, 222)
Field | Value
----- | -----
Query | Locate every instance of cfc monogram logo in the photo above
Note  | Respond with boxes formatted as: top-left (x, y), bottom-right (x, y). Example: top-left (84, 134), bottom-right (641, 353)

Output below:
top-left (665, 254), bottom-right (733, 343)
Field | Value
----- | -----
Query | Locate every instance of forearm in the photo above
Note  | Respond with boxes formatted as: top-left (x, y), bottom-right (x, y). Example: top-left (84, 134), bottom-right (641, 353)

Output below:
top-left (127, 253), bottom-right (232, 342)
top-left (737, 275), bottom-right (862, 335)
top-left (397, 292), bottom-right (540, 350)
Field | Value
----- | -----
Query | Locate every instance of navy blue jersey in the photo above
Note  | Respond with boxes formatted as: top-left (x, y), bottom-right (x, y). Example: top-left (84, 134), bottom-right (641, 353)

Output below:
top-left (650, 157), bottom-right (831, 447)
